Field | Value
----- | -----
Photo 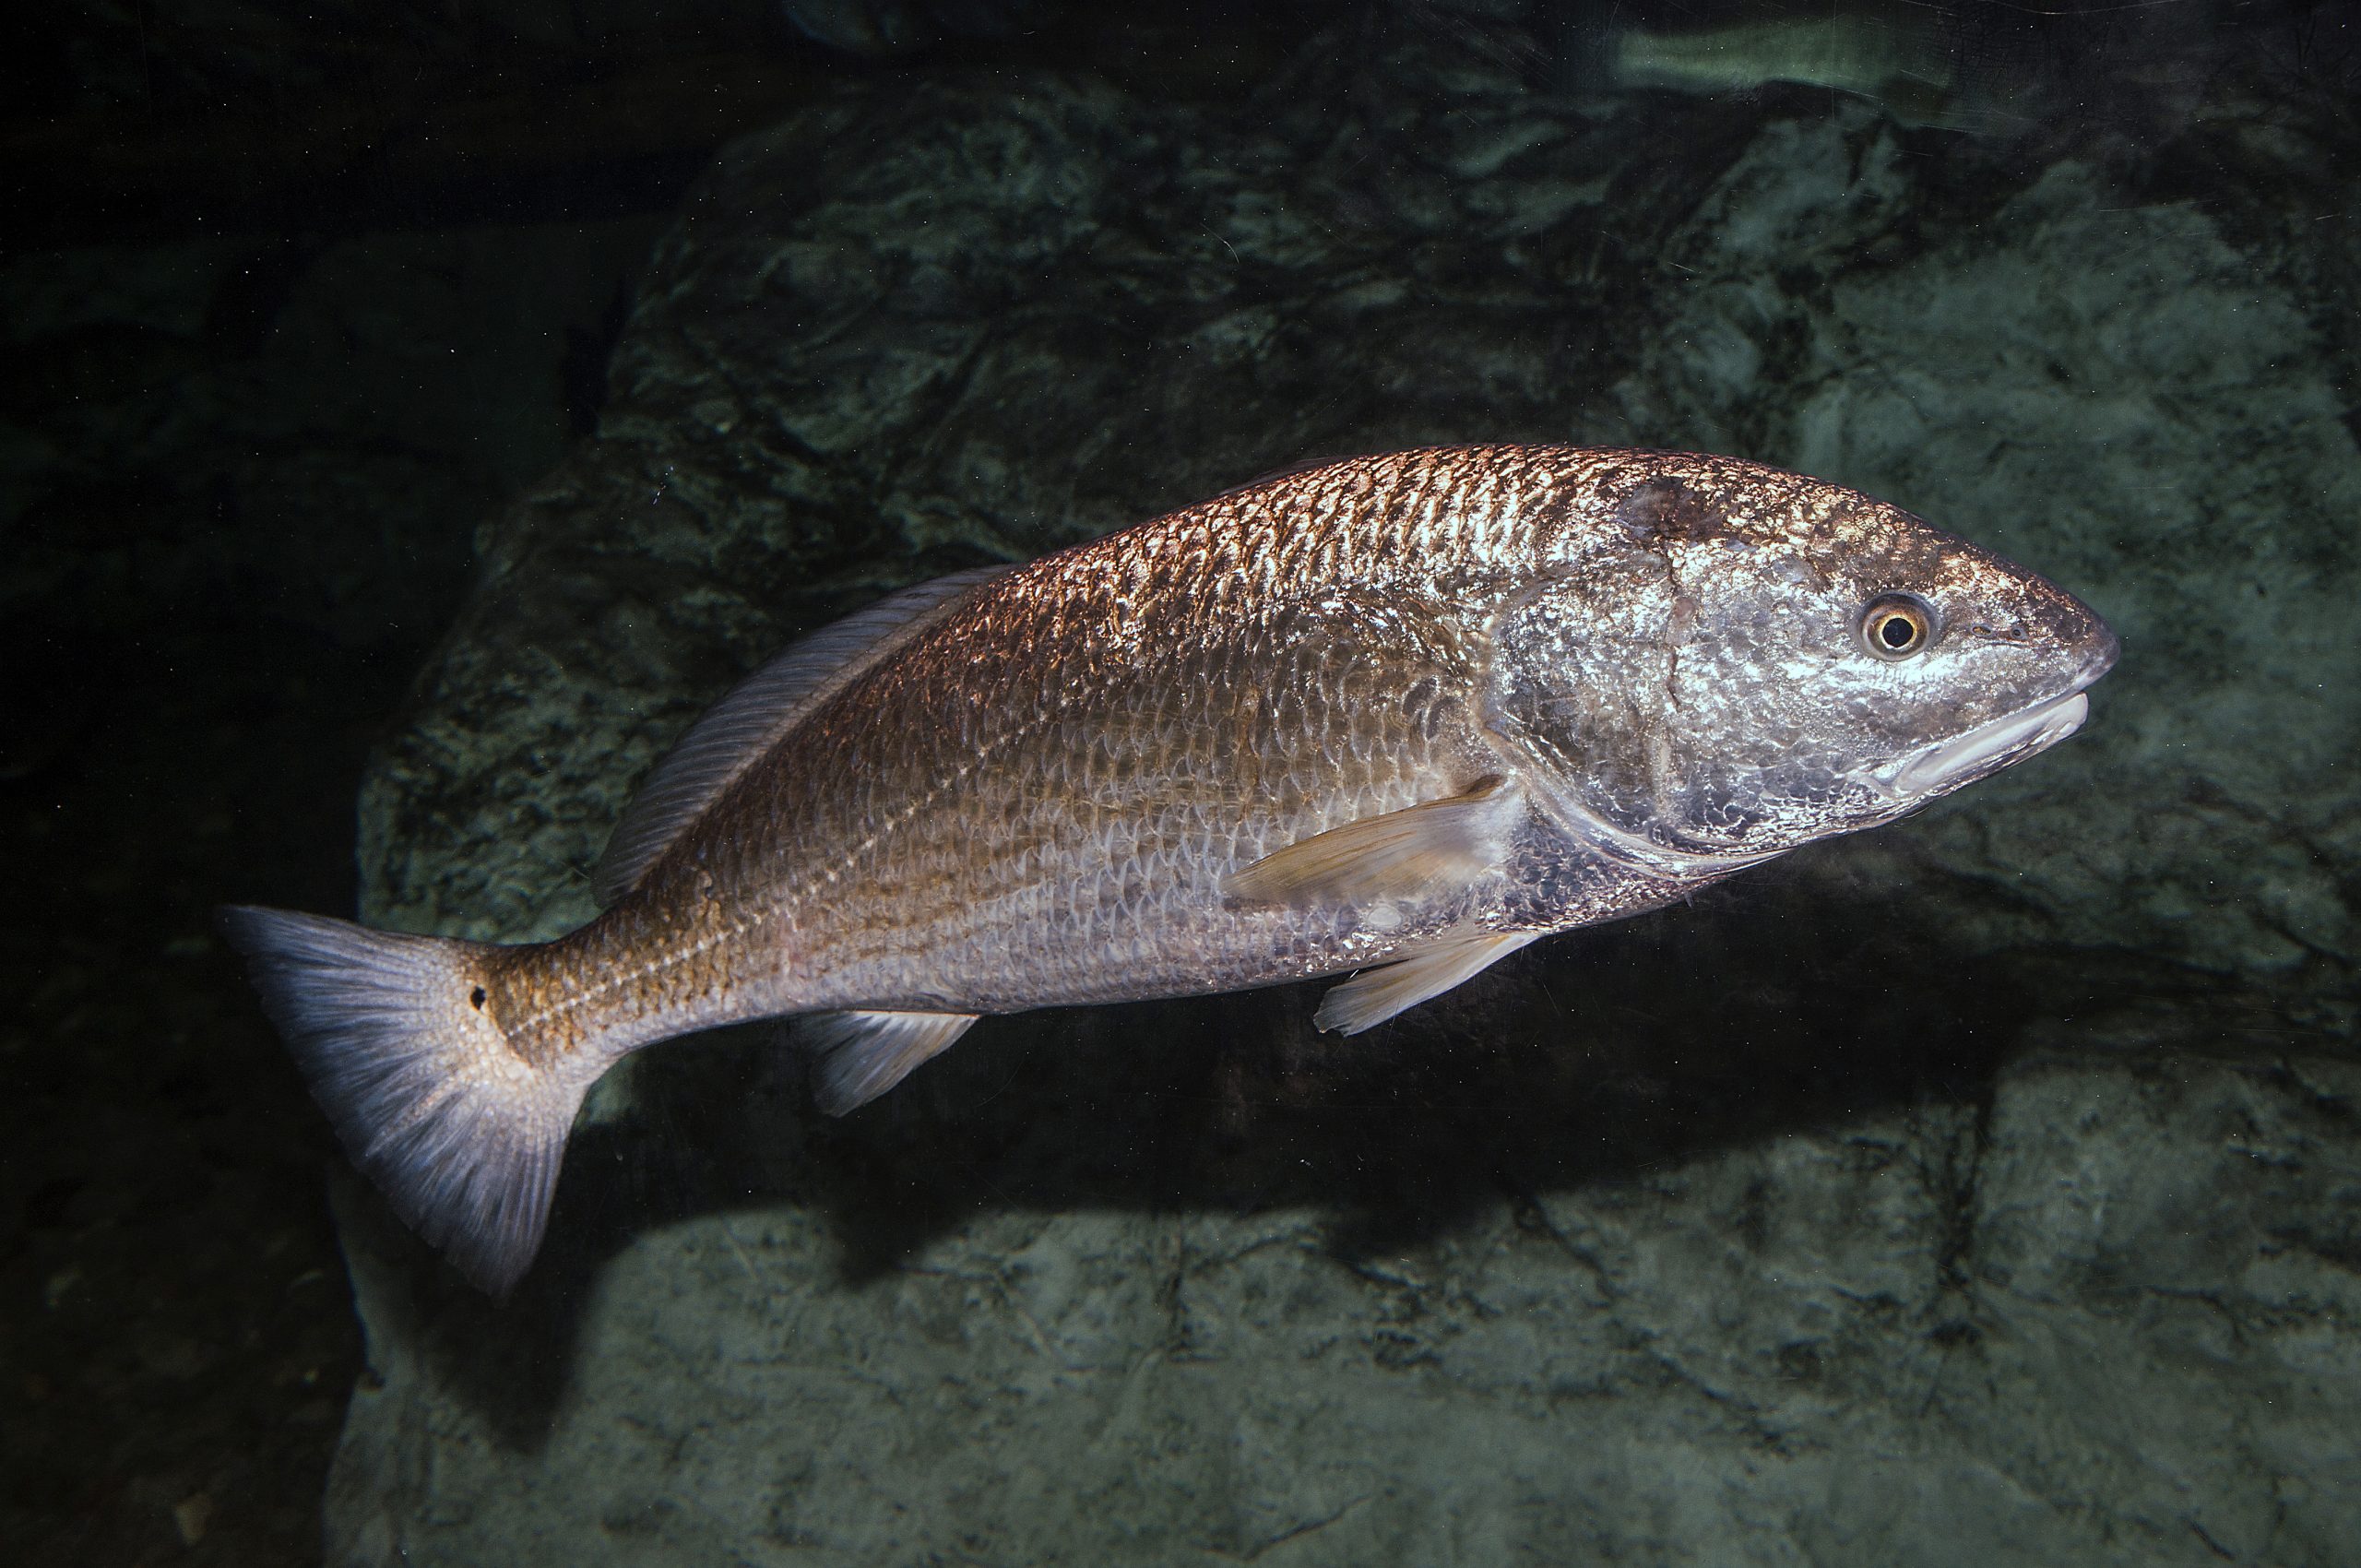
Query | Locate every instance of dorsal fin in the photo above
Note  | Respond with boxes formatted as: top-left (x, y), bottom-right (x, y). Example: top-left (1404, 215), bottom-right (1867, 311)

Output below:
top-left (592, 565), bottom-right (1013, 906)
top-left (1213, 454), bottom-right (1350, 500)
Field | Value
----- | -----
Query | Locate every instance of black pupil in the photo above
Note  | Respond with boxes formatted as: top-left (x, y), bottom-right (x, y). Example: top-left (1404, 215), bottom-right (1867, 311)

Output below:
top-left (469, 986), bottom-right (487, 1009)
top-left (1879, 614), bottom-right (1916, 648)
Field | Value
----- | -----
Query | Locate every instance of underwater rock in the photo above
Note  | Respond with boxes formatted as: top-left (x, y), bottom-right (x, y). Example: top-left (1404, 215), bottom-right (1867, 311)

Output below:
top-left (334, 30), bottom-right (2360, 1568)
top-left (328, 1045), bottom-right (2361, 1565)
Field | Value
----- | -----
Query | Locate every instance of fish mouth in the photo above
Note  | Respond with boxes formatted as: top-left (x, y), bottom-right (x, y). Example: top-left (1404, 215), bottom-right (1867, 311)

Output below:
top-left (1863, 683), bottom-right (2097, 802)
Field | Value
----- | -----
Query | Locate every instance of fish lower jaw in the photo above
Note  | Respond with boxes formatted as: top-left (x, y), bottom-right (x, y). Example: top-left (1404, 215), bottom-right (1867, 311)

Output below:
top-left (1863, 688), bottom-right (2092, 802)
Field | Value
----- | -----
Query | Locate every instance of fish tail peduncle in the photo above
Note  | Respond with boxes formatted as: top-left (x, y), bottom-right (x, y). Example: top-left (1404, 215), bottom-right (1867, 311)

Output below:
top-left (218, 905), bottom-right (596, 1296)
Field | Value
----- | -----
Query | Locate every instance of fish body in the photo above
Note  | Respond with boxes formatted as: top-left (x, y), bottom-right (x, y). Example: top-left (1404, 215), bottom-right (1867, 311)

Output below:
top-left (1611, 14), bottom-right (1952, 98)
top-left (224, 445), bottom-right (2117, 1291)
top-left (1600, 11), bottom-right (1972, 129)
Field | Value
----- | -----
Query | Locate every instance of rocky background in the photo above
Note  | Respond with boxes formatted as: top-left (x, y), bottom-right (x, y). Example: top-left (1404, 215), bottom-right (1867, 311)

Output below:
top-left (6, 2), bottom-right (2358, 1565)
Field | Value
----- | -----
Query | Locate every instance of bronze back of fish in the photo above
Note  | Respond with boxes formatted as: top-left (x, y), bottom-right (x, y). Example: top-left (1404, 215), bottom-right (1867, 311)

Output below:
top-left (224, 445), bottom-right (2118, 1291)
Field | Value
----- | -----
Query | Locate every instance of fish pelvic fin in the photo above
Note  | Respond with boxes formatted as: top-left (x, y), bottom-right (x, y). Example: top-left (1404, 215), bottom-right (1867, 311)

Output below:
top-left (1224, 777), bottom-right (1521, 907)
top-left (1314, 927), bottom-right (1543, 1035)
top-left (801, 1010), bottom-right (979, 1114)
top-left (219, 906), bottom-right (594, 1297)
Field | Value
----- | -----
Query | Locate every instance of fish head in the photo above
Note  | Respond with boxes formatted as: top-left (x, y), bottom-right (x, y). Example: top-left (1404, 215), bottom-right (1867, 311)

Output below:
top-left (1490, 459), bottom-right (2118, 862)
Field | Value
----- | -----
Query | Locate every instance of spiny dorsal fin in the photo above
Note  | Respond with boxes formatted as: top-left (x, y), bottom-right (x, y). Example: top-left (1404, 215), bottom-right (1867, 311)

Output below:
top-left (1223, 777), bottom-right (1521, 907)
top-left (1213, 454), bottom-right (1350, 500)
top-left (1314, 927), bottom-right (1541, 1035)
top-left (801, 1010), bottom-right (980, 1114)
top-left (593, 566), bottom-right (1013, 907)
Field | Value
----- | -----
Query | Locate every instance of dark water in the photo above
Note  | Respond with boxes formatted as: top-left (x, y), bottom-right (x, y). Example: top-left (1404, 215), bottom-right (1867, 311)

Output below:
top-left (4, 3), bottom-right (2355, 1564)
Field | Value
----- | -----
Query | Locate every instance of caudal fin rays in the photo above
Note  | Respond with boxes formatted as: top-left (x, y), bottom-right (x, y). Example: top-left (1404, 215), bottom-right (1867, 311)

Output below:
top-left (218, 906), bottom-right (594, 1295)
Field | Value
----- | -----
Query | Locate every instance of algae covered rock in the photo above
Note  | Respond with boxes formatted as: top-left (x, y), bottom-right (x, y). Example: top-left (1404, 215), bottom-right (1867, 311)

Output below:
top-left (334, 29), bottom-right (2361, 1568)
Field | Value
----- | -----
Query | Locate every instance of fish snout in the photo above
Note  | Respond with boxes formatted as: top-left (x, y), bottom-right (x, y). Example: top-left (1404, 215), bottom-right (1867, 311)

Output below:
top-left (2074, 613), bottom-right (2121, 689)
top-left (2033, 579), bottom-right (2118, 694)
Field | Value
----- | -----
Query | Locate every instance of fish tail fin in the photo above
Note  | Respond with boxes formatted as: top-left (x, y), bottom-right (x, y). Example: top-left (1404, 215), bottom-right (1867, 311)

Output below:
top-left (219, 905), bottom-right (589, 1296)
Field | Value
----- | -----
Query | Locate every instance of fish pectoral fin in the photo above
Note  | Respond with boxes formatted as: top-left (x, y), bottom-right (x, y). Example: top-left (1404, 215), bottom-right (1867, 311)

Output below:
top-left (1313, 928), bottom-right (1543, 1035)
top-left (801, 1010), bottom-right (980, 1115)
top-left (1224, 777), bottom-right (1520, 907)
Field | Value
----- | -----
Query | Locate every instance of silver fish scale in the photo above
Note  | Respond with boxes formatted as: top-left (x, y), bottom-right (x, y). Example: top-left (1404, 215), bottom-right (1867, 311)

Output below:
top-left (550, 446), bottom-right (1607, 1040)
top-left (515, 441), bottom-right (2090, 1061)
top-left (759, 581), bottom-right (1504, 1011)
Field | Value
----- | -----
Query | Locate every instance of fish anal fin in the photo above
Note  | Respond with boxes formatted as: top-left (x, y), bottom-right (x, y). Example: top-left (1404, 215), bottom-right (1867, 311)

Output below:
top-left (593, 566), bottom-right (1013, 907)
top-left (802, 1010), bottom-right (980, 1115)
top-left (1314, 928), bottom-right (1542, 1035)
top-left (1224, 777), bottom-right (1519, 908)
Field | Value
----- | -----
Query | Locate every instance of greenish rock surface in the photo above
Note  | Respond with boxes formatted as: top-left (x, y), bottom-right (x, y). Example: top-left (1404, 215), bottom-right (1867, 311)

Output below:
top-left (332, 32), bottom-right (2360, 1568)
top-left (332, 1049), bottom-right (2361, 1566)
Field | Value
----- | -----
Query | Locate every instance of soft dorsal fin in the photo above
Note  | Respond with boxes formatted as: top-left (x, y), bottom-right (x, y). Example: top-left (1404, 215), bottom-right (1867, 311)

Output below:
top-left (592, 565), bottom-right (1013, 906)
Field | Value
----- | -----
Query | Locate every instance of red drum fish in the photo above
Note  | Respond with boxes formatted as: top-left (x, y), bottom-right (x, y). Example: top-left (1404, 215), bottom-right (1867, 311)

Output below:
top-left (224, 446), bottom-right (2118, 1291)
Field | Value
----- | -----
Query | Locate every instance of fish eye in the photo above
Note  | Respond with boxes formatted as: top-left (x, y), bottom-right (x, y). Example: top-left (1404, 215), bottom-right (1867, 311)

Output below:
top-left (1858, 593), bottom-right (1935, 659)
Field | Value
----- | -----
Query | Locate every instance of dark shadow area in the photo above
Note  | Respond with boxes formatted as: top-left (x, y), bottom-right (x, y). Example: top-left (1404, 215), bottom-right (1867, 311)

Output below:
top-left (0, 6), bottom-right (1340, 255)
top-left (0, 42), bottom-right (669, 1562)
top-left (0, 600), bottom-right (402, 1565)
